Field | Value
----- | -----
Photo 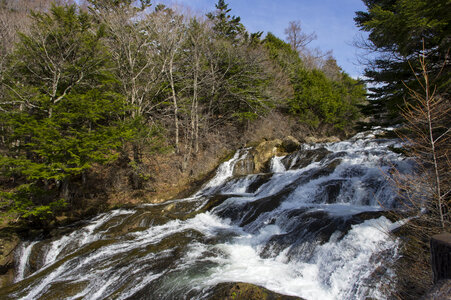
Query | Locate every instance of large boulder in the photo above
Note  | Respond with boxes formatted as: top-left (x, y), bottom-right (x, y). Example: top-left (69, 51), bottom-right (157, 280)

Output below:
top-left (233, 154), bottom-right (255, 176)
top-left (252, 139), bottom-right (283, 173)
top-left (431, 233), bottom-right (451, 283)
top-left (281, 136), bottom-right (301, 153)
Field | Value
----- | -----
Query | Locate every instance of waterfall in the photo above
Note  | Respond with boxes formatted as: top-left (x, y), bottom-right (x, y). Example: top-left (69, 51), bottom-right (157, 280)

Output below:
top-left (2, 129), bottom-right (412, 300)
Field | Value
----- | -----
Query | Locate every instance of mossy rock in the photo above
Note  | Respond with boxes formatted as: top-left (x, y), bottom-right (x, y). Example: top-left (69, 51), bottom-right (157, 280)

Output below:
top-left (252, 139), bottom-right (283, 173)
top-left (0, 228), bottom-right (20, 288)
top-left (207, 282), bottom-right (303, 300)
top-left (281, 136), bottom-right (301, 153)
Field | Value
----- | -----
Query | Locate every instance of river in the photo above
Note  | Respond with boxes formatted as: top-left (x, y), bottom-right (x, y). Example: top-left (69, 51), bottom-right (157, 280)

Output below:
top-left (0, 128), bottom-right (413, 299)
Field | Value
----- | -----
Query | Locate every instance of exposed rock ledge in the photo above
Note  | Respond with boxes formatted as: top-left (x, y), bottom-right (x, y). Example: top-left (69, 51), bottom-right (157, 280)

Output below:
top-left (304, 136), bottom-right (340, 144)
top-left (207, 282), bottom-right (304, 300)
top-left (234, 135), bottom-right (342, 175)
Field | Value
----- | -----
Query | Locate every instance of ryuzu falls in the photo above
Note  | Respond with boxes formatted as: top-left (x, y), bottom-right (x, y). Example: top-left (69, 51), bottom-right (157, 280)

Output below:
top-left (2, 128), bottom-right (414, 300)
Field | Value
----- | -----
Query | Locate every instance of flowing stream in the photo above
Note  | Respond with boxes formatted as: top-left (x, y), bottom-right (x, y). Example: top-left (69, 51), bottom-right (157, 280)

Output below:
top-left (0, 129), bottom-right (413, 299)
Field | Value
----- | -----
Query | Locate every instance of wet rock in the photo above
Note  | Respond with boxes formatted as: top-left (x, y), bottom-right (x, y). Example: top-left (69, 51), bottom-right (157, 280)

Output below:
top-left (27, 242), bottom-right (47, 275)
top-left (431, 233), bottom-right (451, 283)
top-left (315, 179), bottom-right (345, 204)
top-left (37, 280), bottom-right (89, 300)
top-left (233, 155), bottom-right (255, 176)
top-left (304, 136), bottom-right (340, 144)
top-left (0, 229), bottom-right (20, 288)
top-left (282, 148), bottom-right (332, 170)
top-left (217, 163), bottom-right (343, 228)
top-left (261, 210), bottom-right (390, 260)
top-left (246, 173), bottom-right (273, 193)
top-left (281, 136), bottom-right (301, 153)
top-left (253, 139), bottom-right (283, 173)
top-left (207, 282), bottom-right (303, 300)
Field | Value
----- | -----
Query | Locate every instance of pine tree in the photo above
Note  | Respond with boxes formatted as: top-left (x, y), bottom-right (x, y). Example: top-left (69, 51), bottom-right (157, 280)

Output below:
top-left (355, 0), bottom-right (451, 123)
top-left (206, 0), bottom-right (244, 43)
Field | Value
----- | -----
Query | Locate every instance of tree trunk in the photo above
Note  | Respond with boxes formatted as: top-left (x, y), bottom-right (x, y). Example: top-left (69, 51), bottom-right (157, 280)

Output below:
top-left (169, 58), bottom-right (179, 153)
top-left (193, 52), bottom-right (199, 154)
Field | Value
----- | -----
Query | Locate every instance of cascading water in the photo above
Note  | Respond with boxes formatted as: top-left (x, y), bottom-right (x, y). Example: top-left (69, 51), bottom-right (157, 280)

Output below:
top-left (0, 129), bottom-right (413, 300)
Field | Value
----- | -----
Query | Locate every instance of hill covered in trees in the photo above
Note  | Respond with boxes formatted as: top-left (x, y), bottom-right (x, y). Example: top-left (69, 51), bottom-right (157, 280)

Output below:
top-left (0, 0), bottom-right (366, 226)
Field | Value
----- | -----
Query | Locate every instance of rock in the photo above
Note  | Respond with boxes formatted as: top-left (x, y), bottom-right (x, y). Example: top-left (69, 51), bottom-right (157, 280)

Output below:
top-left (0, 229), bottom-right (20, 288)
top-left (304, 136), bottom-right (319, 144)
top-left (233, 155), bottom-right (255, 176)
top-left (162, 203), bottom-right (176, 212)
top-left (281, 136), bottom-right (300, 153)
top-left (246, 173), bottom-right (273, 193)
top-left (253, 139), bottom-right (283, 173)
top-left (431, 233), bottom-right (451, 283)
top-left (207, 282), bottom-right (303, 300)
top-left (304, 136), bottom-right (340, 144)
top-left (325, 136), bottom-right (341, 143)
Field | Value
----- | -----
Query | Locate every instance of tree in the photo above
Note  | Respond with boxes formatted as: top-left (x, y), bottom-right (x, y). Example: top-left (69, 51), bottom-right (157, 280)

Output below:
top-left (387, 53), bottom-right (450, 299)
top-left (284, 20), bottom-right (317, 53)
top-left (151, 6), bottom-right (186, 153)
top-left (355, 0), bottom-right (451, 123)
top-left (0, 5), bottom-right (134, 222)
top-left (206, 0), bottom-right (244, 43)
top-left (264, 33), bottom-right (365, 131)
top-left (87, 0), bottom-right (156, 119)
top-left (182, 17), bottom-right (209, 156)
top-left (87, 0), bottom-right (166, 182)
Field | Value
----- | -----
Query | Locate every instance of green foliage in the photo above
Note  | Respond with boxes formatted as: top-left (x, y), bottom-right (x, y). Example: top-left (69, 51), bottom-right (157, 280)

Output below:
top-left (0, 184), bottom-right (66, 221)
top-left (355, 0), bottom-right (451, 122)
top-left (207, 40), bottom-right (274, 122)
top-left (206, 0), bottom-right (245, 43)
top-left (264, 33), bottom-right (366, 130)
top-left (264, 32), bottom-right (301, 70)
top-left (0, 4), bottom-right (137, 222)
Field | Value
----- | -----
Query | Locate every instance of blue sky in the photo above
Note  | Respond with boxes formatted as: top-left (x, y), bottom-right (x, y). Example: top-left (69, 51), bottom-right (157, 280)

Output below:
top-left (160, 0), bottom-right (369, 78)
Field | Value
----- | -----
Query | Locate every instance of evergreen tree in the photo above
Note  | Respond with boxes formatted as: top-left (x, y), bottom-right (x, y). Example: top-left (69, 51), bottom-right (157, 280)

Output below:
top-left (206, 0), bottom-right (244, 43)
top-left (0, 5), bottom-right (135, 222)
top-left (355, 0), bottom-right (451, 123)
top-left (264, 33), bottom-right (366, 131)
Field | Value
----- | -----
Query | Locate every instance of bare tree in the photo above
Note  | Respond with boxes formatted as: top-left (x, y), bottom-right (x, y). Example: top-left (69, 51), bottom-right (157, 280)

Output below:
top-left (152, 7), bottom-right (186, 153)
top-left (88, 0), bottom-right (163, 120)
top-left (321, 55), bottom-right (342, 81)
top-left (398, 53), bottom-right (450, 228)
top-left (386, 50), bottom-right (450, 298)
top-left (284, 20), bottom-right (316, 53)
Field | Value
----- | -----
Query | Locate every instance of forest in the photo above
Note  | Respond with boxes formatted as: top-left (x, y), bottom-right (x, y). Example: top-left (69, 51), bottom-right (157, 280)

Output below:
top-left (0, 0), bottom-right (366, 224)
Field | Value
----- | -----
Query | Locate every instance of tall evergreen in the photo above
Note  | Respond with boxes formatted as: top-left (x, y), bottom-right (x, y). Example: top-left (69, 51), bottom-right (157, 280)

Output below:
top-left (355, 0), bottom-right (451, 123)
top-left (206, 0), bottom-right (244, 43)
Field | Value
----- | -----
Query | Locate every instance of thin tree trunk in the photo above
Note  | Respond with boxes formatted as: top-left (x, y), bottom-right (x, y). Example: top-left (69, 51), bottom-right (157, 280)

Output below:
top-left (423, 62), bottom-right (444, 229)
top-left (169, 58), bottom-right (179, 153)
top-left (193, 52), bottom-right (199, 154)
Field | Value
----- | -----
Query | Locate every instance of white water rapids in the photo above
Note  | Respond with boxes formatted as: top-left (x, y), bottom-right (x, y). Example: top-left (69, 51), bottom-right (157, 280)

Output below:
top-left (1, 129), bottom-right (413, 299)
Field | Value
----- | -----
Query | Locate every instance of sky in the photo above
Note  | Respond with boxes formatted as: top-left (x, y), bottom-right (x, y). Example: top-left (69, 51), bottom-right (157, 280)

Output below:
top-left (160, 0), bottom-right (369, 78)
